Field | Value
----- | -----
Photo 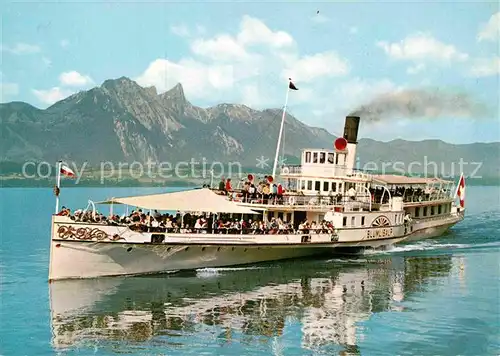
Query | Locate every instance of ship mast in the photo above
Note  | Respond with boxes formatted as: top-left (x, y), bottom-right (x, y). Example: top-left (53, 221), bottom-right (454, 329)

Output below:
top-left (272, 78), bottom-right (296, 179)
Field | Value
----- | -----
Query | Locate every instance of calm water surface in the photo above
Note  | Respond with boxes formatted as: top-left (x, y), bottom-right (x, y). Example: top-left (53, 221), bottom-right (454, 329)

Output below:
top-left (0, 186), bottom-right (499, 355)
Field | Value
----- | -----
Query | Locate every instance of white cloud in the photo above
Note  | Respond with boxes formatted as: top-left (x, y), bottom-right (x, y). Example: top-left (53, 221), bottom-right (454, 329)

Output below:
top-left (60, 39), bottom-right (70, 48)
top-left (1, 82), bottom-right (19, 101)
top-left (469, 57), bottom-right (500, 77)
top-left (237, 15), bottom-right (294, 49)
top-left (334, 78), bottom-right (399, 109)
top-left (136, 58), bottom-right (236, 97)
top-left (136, 15), bottom-right (349, 106)
top-left (407, 63), bottom-right (426, 75)
top-left (32, 87), bottom-right (74, 105)
top-left (285, 51), bottom-right (350, 81)
top-left (59, 71), bottom-right (94, 87)
top-left (191, 35), bottom-right (250, 61)
top-left (377, 33), bottom-right (468, 62)
top-left (1, 42), bottom-right (41, 55)
top-left (477, 12), bottom-right (500, 42)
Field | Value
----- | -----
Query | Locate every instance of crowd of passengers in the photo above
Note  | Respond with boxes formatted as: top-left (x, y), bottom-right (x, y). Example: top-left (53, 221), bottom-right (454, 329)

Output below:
top-left (56, 206), bottom-right (336, 234)
top-left (213, 176), bottom-right (449, 205)
top-left (215, 176), bottom-right (286, 204)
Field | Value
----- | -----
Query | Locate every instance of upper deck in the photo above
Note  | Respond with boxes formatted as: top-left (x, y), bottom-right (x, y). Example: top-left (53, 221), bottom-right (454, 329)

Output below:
top-left (280, 148), bottom-right (367, 180)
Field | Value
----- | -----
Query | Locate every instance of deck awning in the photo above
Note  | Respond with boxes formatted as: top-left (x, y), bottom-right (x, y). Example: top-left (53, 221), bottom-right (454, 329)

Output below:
top-left (372, 175), bottom-right (452, 186)
top-left (96, 188), bottom-right (259, 214)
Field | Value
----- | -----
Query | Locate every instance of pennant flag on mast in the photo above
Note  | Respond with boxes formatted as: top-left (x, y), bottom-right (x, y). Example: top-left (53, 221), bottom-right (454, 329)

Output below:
top-left (456, 173), bottom-right (465, 208)
top-left (60, 164), bottom-right (76, 178)
top-left (288, 78), bottom-right (298, 90)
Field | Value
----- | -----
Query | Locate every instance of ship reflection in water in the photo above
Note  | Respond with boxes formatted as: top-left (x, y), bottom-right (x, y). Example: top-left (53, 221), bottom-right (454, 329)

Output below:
top-left (49, 255), bottom-right (454, 354)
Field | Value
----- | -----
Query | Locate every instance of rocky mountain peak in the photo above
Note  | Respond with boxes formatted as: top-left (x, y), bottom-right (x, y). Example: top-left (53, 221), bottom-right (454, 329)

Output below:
top-left (161, 83), bottom-right (187, 104)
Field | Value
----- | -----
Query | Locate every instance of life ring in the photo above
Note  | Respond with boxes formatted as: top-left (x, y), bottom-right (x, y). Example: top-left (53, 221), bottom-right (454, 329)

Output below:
top-left (282, 166), bottom-right (290, 174)
top-left (288, 196), bottom-right (296, 205)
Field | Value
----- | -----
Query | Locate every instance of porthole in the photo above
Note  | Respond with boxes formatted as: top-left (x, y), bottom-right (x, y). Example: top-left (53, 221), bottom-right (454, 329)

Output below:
top-left (126, 247), bottom-right (132, 252)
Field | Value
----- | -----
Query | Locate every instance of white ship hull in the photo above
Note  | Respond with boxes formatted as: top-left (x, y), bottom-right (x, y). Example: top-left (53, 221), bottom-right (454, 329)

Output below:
top-left (48, 211), bottom-right (463, 281)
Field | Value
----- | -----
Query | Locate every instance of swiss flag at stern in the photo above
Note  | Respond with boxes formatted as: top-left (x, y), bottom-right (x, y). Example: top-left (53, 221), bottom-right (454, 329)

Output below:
top-left (456, 173), bottom-right (465, 208)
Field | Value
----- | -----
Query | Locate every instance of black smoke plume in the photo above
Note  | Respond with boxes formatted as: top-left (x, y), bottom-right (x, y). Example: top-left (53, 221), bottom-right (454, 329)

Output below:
top-left (349, 88), bottom-right (490, 122)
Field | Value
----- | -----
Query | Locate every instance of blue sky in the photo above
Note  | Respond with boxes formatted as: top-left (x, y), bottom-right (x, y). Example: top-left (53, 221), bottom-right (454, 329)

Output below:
top-left (1, 1), bottom-right (499, 143)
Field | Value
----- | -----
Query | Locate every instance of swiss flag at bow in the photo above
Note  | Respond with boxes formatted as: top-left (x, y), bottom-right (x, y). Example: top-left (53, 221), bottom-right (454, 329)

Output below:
top-left (60, 164), bottom-right (76, 178)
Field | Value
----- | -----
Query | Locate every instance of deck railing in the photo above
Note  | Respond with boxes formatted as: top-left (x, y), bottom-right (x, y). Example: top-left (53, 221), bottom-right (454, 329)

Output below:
top-left (214, 189), bottom-right (372, 210)
top-left (215, 188), bottom-right (453, 210)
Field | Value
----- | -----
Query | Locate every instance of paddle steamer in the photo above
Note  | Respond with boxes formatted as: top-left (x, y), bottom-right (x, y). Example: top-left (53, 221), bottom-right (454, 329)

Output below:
top-left (48, 91), bottom-right (466, 281)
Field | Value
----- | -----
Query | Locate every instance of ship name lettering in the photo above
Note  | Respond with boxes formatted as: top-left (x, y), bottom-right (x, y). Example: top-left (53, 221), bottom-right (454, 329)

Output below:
top-left (365, 228), bottom-right (393, 239)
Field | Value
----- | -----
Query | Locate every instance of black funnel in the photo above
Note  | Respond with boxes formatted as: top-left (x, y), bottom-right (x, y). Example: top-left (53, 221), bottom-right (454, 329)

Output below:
top-left (343, 116), bottom-right (360, 144)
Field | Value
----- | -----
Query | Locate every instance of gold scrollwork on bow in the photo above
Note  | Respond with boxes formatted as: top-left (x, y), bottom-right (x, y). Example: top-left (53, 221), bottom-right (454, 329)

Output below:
top-left (56, 225), bottom-right (124, 241)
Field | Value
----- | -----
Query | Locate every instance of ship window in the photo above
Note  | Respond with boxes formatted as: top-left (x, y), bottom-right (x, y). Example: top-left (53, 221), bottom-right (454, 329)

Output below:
top-left (351, 217), bottom-right (355, 226)
top-left (313, 152), bottom-right (318, 163)
top-left (278, 212), bottom-right (284, 219)
top-left (305, 151), bottom-right (311, 163)
top-left (332, 182), bottom-right (337, 192)
top-left (286, 213), bottom-right (292, 222)
top-left (335, 153), bottom-right (339, 164)
top-left (431, 206), bottom-right (435, 215)
top-left (424, 207), bottom-right (428, 216)
top-left (319, 152), bottom-right (326, 164)
top-left (415, 207), bottom-right (420, 217)
top-left (307, 180), bottom-right (312, 190)
top-left (315, 181), bottom-right (321, 191)
top-left (301, 180), bottom-right (306, 190)
top-left (361, 216), bottom-right (365, 226)
top-left (267, 212), bottom-right (273, 221)
top-left (328, 153), bottom-right (334, 164)
top-left (343, 217), bottom-right (347, 226)
top-left (323, 181), bottom-right (329, 191)
top-left (339, 183), bottom-right (343, 192)
top-left (438, 205), bottom-right (442, 214)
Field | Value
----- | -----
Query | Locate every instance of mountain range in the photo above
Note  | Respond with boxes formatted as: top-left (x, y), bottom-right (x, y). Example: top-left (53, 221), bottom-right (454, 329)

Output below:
top-left (1, 76), bottom-right (498, 179)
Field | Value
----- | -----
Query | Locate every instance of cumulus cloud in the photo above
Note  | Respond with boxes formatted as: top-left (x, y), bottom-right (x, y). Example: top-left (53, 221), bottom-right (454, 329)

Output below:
top-left (285, 51), bottom-right (349, 81)
top-left (32, 87), bottom-right (74, 105)
top-left (477, 12), bottom-right (500, 42)
top-left (469, 57), bottom-right (500, 77)
top-left (377, 33), bottom-right (468, 62)
top-left (59, 71), bottom-right (94, 87)
top-left (136, 15), bottom-right (349, 107)
top-left (191, 35), bottom-right (250, 61)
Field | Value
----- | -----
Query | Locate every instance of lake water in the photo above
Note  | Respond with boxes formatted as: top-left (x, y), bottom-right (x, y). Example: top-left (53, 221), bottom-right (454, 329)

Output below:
top-left (0, 186), bottom-right (499, 355)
